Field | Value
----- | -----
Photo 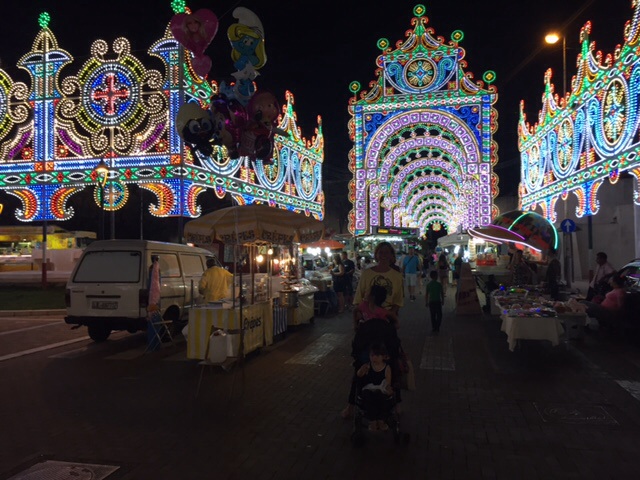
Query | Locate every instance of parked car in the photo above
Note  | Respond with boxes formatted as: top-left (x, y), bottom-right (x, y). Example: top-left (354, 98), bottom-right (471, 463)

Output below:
top-left (618, 258), bottom-right (640, 292)
top-left (65, 240), bottom-right (215, 342)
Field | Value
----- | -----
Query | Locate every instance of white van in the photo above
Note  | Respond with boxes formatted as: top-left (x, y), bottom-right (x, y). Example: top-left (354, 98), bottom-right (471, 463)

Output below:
top-left (65, 240), bottom-right (216, 342)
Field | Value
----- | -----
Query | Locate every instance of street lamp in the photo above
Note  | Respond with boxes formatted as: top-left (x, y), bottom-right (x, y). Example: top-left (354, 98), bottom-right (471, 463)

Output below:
top-left (546, 31), bottom-right (571, 287)
top-left (93, 159), bottom-right (109, 240)
top-left (544, 32), bottom-right (567, 97)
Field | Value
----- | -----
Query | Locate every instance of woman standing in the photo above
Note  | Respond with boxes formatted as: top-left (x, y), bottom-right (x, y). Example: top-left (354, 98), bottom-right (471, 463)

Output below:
top-left (331, 253), bottom-right (347, 313)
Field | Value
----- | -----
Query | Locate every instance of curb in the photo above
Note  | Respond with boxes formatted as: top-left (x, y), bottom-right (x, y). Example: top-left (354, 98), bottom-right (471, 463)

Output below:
top-left (0, 309), bottom-right (66, 317)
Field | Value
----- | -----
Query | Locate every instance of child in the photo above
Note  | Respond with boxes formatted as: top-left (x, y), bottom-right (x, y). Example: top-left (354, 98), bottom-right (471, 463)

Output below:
top-left (356, 342), bottom-right (394, 431)
top-left (353, 284), bottom-right (399, 331)
top-left (425, 270), bottom-right (444, 334)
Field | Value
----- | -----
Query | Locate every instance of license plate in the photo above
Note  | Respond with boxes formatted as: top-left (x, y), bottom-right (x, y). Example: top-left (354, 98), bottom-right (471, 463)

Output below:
top-left (92, 301), bottom-right (118, 310)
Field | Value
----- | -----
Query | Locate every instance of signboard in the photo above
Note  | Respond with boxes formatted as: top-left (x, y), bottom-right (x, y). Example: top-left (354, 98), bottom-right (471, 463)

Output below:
top-left (373, 226), bottom-right (419, 237)
top-left (560, 219), bottom-right (576, 234)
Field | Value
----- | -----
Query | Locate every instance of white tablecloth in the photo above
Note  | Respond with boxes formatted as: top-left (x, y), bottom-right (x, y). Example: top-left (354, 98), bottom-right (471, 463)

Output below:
top-left (500, 315), bottom-right (565, 351)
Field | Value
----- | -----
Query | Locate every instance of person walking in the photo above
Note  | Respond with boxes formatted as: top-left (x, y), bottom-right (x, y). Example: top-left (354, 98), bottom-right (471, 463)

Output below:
top-left (331, 253), bottom-right (347, 313)
top-left (341, 251), bottom-right (356, 309)
top-left (425, 270), bottom-right (444, 334)
top-left (437, 253), bottom-right (449, 296)
top-left (401, 246), bottom-right (421, 301)
top-left (452, 253), bottom-right (463, 286)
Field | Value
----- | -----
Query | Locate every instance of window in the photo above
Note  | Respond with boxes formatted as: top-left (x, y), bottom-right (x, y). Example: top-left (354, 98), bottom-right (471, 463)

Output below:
top-left (181, 254), bottom-right (205, 276)
top-left (74, 251), bottom-right (141, 283)
top-left (155, 253), bottom-right (180, 278)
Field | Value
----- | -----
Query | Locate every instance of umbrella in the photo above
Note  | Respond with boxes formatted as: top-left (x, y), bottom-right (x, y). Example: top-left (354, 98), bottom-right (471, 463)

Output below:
top-left (300, 239), bottom-right (345, 250)
top-left (183, 204), bottom-right (324, 245)
top-left (494, 210), bottom-right (559, 253)
top-left (469, 210), bottom-right (559, 253)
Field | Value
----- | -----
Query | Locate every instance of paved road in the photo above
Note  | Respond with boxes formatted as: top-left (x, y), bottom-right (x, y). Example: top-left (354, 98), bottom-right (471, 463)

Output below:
top-left (1, 284), bottom-right (640, 480)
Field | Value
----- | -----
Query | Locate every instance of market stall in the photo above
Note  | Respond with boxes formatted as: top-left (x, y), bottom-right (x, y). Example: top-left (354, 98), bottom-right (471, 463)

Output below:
top-left (183, 204), bottom-right (324, 361)
top-left (493, 286), bottom-right (587, 351)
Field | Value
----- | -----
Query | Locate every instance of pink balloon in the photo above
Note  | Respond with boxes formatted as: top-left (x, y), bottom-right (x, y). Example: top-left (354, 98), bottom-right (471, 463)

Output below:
top-left (170, 9), bottom-right (219, 56)
top-left (191, 54), bottom-right (212, 78)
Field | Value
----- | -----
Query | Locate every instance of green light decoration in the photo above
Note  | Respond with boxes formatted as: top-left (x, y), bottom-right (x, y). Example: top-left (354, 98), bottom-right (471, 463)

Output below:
top-left (38, 12), bottom-right (50, 29)
top-left (413, 4), bottom-right (426, 17)
top-left (377, 38), bottom-right (389, 51)
top-left (171, 0), bottom-right (186, 14)
top-left (349, 81), bottom-right (361, 95)
top-left (451, 30), bottom-right (464, 43)
top-left (483, 71), bottom-right (497, 85)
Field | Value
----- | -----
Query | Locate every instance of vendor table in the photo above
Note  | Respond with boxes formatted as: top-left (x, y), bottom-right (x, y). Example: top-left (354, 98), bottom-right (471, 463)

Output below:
top-left (500, 314), bottom-right (565, 352)
top-left (187, 302), bottom-right (273, 359)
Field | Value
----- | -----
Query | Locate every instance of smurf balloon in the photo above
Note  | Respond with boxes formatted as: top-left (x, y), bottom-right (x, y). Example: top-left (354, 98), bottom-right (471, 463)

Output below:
top-left (227, 7), bottom-right (266, 72)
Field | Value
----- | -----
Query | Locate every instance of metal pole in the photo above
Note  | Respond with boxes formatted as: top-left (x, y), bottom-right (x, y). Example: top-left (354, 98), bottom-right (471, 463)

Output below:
top-left (562, 36), bottom-right (567, 98)
top-left (100, 182), bottom-right (105, 240)
top-left (140, 186), bottom-right (144, 240)
top-left (587, 215), bottom-right (594, 282)
top-left (177, 45), bottom-right (185, 244)
top-left (41, 30), bottom-right (49, 289)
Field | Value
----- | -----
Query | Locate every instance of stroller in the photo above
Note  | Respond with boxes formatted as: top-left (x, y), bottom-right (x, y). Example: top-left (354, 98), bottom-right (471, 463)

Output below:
top-left (349, 318), bottom-right (410, 447)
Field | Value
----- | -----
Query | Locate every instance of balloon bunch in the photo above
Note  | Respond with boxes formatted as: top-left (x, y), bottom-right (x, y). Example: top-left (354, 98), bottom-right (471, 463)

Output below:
top-left (172, 7), bottom-right (285, 164)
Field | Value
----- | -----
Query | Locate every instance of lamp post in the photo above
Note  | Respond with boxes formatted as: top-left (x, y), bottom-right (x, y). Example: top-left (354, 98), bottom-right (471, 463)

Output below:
top-left (93, 159), bottom-right (109, 240)
top-left (546, 32), bottom-right (572, 287)
top-left (544, 32), bottom-right (567, 97)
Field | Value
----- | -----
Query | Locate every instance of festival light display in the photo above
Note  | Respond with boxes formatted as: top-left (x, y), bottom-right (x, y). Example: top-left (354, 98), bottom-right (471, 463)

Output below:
top-left (0, 11), bottom-right (324, 226)
top-left (519, 2), bottom-right (640, 219)
top-left (347, 4), bottom-right (499, 236)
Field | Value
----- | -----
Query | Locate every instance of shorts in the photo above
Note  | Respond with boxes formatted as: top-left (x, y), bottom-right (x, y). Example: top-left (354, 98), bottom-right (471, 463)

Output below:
top-left (404, 273), bottom-right (417, 287)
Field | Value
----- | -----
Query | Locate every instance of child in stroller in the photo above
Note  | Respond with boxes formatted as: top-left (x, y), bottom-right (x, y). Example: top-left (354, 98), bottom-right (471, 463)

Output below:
top-left (356, 342), bottom-right (396, 432)
top-left (350, 317), bottom-right (408, 445)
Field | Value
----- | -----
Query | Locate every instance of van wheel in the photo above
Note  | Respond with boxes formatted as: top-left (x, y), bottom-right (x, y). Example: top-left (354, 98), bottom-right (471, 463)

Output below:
top-left (88, 325), bottom-right (111, 342)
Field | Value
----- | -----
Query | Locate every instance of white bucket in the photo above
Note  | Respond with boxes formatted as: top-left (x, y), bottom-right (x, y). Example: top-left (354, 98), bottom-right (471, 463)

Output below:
top-left (208, 331), bottom-right (228, 363)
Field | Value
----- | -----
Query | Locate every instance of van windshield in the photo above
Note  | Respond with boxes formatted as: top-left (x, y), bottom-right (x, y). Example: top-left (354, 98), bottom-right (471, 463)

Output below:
top-left (73, 250), bottom-right (142, 283)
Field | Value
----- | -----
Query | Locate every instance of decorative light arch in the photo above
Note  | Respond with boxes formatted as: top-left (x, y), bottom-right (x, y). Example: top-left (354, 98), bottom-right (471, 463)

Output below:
top-left (0, 12), bottom-right (324, 226)
top-left (347, 4), bottom-right (498, 236)
top-left (519, 2), bottom-right (640, 216)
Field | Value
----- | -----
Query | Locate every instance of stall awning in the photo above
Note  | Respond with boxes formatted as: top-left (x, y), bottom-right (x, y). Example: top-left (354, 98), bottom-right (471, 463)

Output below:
top-left (469, 210), bottom-right (559, 253)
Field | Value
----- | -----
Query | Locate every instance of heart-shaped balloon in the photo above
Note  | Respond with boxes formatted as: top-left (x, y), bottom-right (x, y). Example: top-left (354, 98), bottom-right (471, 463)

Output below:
top-left (170, 9), bottom-right (219, 56)
top-left (191, 54), bottom-right (212, 78)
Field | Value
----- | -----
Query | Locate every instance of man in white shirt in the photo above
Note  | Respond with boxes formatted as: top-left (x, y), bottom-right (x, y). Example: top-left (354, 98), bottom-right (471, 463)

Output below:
top-left (586, 251), bottom-right (616, 301)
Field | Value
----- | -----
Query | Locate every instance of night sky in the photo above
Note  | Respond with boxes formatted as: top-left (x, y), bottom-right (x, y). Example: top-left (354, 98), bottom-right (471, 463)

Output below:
top-left (0, 0), bottom-right (633, 238)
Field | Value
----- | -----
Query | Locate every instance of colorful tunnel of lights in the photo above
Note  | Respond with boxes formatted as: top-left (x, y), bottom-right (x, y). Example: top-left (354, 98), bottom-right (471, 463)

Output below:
top-left (347, 4), bottom-right (499, 237)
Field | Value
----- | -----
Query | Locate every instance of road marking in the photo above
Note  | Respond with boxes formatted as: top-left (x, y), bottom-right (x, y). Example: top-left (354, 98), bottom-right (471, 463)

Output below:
top-left (285, 333), bottom-right (346, 365)
top-left (0, 336), bottom-right (90, 362)
top-left (0, 321), bottom-right (60, 336)
top-left (420, 335), bottom-right (455, 371)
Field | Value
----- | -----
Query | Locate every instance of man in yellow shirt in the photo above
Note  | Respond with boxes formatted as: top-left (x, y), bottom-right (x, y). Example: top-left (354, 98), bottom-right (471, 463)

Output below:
top-left (198, 258), bottom-right (234, 302)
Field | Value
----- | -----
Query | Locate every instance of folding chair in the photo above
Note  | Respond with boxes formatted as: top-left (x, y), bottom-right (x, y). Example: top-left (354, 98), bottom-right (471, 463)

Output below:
top-left (144, 312), bottom-right (175, 353)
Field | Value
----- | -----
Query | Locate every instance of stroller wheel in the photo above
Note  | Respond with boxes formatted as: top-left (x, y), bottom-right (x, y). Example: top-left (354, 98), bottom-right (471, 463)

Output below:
top-left (351, 431), bottom-right (365, 448)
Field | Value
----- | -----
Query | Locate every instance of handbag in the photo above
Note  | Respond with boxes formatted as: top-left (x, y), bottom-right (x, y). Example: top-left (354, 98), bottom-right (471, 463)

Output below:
top-left (397, 347), bottom-right (416, 391)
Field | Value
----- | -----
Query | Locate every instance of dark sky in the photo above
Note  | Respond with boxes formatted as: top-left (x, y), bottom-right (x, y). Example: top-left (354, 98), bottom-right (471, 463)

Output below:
top-left (0, 0), bottom-right (633, 236)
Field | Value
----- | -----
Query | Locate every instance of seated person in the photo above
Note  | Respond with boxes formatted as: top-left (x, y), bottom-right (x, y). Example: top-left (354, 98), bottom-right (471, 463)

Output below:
top-left (356, 342), bottom-right (395, 432)
top-left (353, 284), bottom-right (399, 331)
top-left (580, 275), bottom-right (627, 330)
